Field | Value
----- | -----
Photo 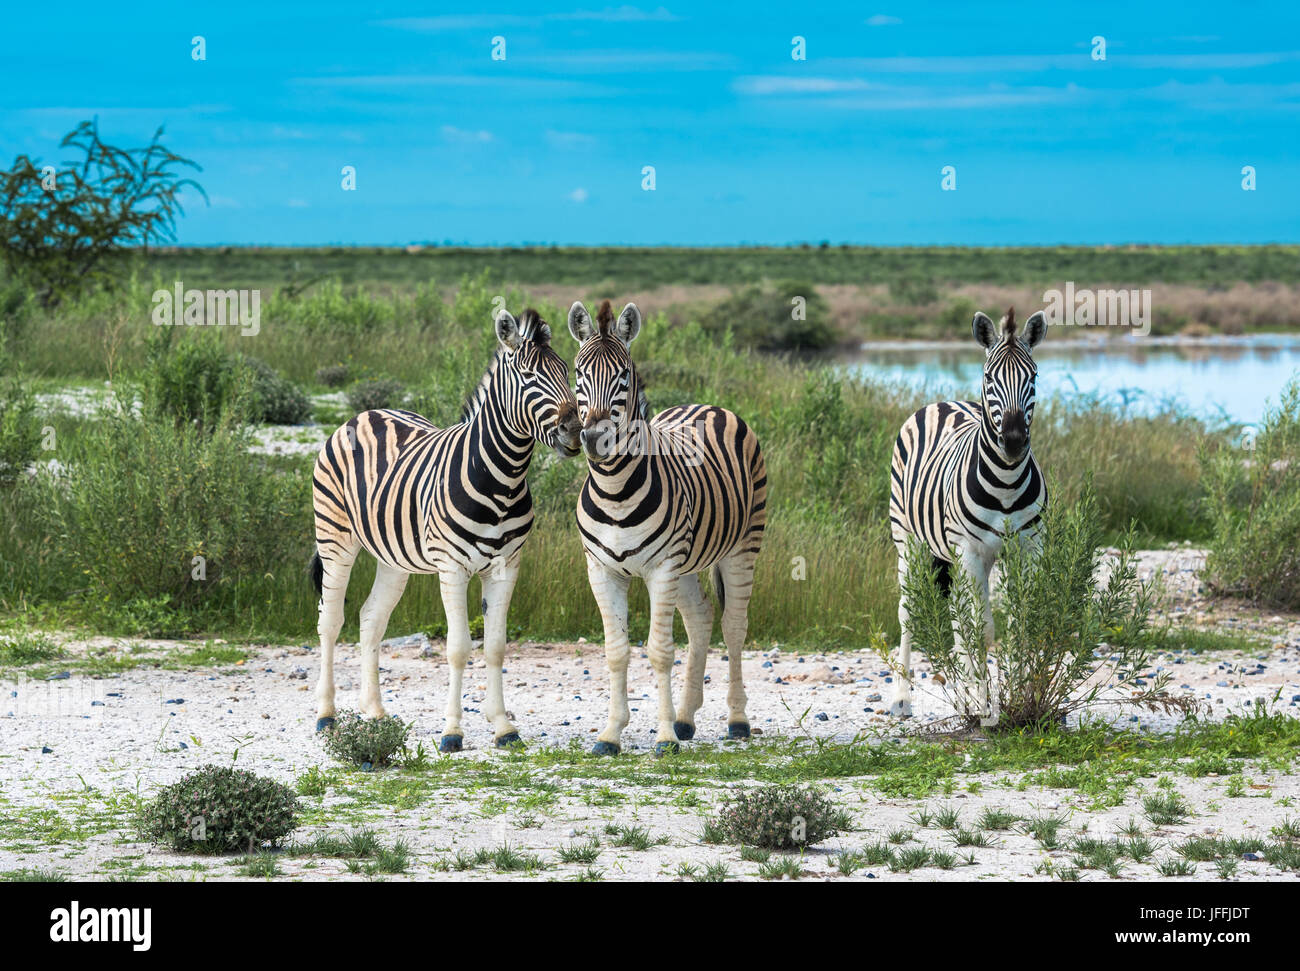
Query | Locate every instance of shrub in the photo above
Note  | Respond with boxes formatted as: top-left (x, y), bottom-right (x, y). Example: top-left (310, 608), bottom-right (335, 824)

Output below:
top-left (702, 280), bottom-right (834, 352)
top-left (1201, 378), bottom-right (1300, 607)
top-left (0, 120), bottom-right (204, 307)
top-left (137, 764), bottom-right (298, 854)
top-left (900, 484), bottom-right (1192, 728)
top-left (315, 364), bottom-right (351, 388)
top-left (712, 784), bottom-right (843, 849)
top-left (48, 401), bottom-right (305, 612)
top-left (242, 356), bottom-right (311, 424)
top-left (0, 375), bottom-right (40, 485)
top-left (319, 710), bottom-right (411, 768)
top-left (141, 331), bottom-right (245, 430)
top-left (0, 320), bottom-right (41, 485)
top-left (346, 378), bottom-right (406, 414)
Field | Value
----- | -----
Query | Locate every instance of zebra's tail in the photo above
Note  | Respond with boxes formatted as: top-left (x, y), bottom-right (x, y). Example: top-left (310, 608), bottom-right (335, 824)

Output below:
top-left (711, 562), bottom-right (726, 612)
top-left (308, 551), bottom-right (324, 599)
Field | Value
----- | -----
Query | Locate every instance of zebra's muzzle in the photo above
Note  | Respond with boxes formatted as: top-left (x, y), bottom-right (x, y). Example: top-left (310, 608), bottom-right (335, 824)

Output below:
top-left (580, 419), bottom-right (616, 462)
top-left (1000, 410), bottom-right (1029, 459)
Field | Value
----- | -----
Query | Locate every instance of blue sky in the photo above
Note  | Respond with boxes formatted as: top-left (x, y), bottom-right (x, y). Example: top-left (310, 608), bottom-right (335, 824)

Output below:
top-left (4, 2), bottom-right (1298, 245)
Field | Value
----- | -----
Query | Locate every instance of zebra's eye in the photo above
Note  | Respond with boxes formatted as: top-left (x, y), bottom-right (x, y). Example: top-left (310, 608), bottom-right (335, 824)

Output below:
top-left (519, 369), bottom-right (536, 381)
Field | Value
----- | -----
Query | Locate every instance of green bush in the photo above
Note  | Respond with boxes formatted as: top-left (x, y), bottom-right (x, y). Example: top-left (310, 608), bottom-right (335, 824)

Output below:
top-left (712, 784), bottom-right (843, 849)
top-left (900, 484), bottom-right (1188, 728)
top-left (347, 378), bottom-right (406, 414)
top-left (47, 402), bottom-right (305, 612)
top-left (0, 375), bottom-right (40, 485)
top-left (319, 710), bottom-right (412, 768)
top-left (141, 331), bottom-right (245, 430)
top-left (137, 764), bottom-right (298, 854)
top-left (1201, 378), bottom-right (1300, 607)
top-left (315, 364), bottom-right (351, 388)
top-left (242, 356), bottom-right (311, 424)
top-left (702, 280), bottom-right (834, 351)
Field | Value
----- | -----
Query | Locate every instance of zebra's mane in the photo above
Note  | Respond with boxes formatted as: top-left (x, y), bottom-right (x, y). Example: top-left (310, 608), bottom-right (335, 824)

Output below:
top-left (460, 309), bottom-right (550, 422)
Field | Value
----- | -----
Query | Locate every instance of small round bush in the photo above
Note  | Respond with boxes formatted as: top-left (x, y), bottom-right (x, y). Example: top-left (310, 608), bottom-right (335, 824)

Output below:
top-left (713, 784), bottom-right (843, 849)
top-left (137, 764), bottom-right (299, 854)
top-left (241, 356), bottom-right (312, 424)
top-left (347, 378), bottom-right (406, 414)
top-left (315, 364), bottom-right (352, 388)
top-left (320, 710), bottom-right (411, 768)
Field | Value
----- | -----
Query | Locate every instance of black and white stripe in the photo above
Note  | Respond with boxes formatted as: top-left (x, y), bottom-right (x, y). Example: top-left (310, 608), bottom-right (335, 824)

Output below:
top-left (309, 308), bottom-right (581, 749)
top-left (568, 300), bottom-right (768, 755)
top-left (887, 307), bottom-right (1048, 724)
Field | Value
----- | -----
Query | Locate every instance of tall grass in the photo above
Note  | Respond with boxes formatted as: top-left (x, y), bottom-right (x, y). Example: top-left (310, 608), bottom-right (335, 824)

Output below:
top-left (0, 269), bottom-right (1234, 646)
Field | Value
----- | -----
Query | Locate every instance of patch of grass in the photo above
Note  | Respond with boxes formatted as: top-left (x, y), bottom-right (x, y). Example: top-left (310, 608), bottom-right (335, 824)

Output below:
top-left (558, 838), bottom-right (601, 865)
top-left (976, 808), bottom-right (1019, 831)
top-left (1156, 858), bottom-right (1197, 877)
top-left (756, 856), bottom-right (805, 880)
top-left (891, 847), bottom-right (933, 872)
top-left (1144, 791), bottom-right (1193, 826)
top-left (0, 631), bottom-right (63, 666)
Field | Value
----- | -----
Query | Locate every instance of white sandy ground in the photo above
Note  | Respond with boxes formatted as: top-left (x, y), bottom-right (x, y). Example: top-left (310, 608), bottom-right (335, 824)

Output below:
top-left (1, 550), bottom-right (1298, 882)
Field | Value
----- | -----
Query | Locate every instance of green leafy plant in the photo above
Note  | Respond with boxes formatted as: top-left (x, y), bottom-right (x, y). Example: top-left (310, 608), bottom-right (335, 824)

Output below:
top-left (346, 378), bottom-right (406, 414)
top-left (137, 764), bottom-right (298, 854)
top-left (702, 280), bottom-right (834, 351)
top-left (900, 484), bottom-right (1191, 728)
top-left (319, 710), bottom-right (412, 768)
top-left (1202, 378), bottom-right (1300, 608)
top-left (711, 783), bottom-right (842, 849)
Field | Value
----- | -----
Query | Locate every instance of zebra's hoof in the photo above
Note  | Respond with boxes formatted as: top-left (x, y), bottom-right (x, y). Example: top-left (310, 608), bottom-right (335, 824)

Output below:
top-left (654, 740), bottom-right (680, 757)
top-left (889, 699), bottom-right (913, 719)
top-left (495, 731), bottom-right (523, 749)
top-left (591, 740), bottom-right (621, 756)
top-left (727, 722), bottom-right (751, 740)
top-left (315, 717), bottom-right (335, 733)
top-left (438, 734), bottom-right (463, 753)
top-left (672, 721), bottom-right (696, 741)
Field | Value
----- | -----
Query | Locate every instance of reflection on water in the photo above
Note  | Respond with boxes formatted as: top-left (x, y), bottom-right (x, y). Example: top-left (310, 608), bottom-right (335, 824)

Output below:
top-left (842, 335), bottom-right (1300, 425)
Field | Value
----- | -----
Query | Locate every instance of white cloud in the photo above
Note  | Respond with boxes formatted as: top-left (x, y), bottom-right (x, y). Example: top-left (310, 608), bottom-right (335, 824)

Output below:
top-left (546, 129), bottom-right (597, 148)
top-left (865, 14), bottom-right (902, 26)
top-left (441, 125), bottom-right (494, 144)
top-left (569, 187), bottom-right (589, 203)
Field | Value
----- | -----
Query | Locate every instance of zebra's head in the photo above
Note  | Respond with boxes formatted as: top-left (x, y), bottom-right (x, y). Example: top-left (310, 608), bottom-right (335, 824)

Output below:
top-left (972, 306), bottom-right (1046, 462)
top-left (566, 299), bottom-right (649, 464)
top-left (493, 307), bottom-right (582, 457)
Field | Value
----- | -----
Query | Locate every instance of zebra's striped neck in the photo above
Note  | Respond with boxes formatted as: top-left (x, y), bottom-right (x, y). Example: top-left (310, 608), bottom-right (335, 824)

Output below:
top-left (463, 352), bottom-right (536, 481)
top-left (975, 414), bottom-right (1034, 489)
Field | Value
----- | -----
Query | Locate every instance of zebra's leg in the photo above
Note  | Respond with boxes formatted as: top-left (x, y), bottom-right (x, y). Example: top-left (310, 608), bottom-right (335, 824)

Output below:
top-left (975, 561), bottom-right (999, 728)
top-left (315, 542), bottom-right (360, 733)
top-left (717, 555), bottom-right (757, 739)
top-left (357, 561), bottom-right (410, 721)
top-left (891, 554), bottom-right (914, 718)
top-left (438, 569), bottom-right (473, 752)
top-left (586, 555), bottom-right (632, 755)
top-left (481, 553), bottom-right (523, 746)
top-left (673, 572), bottom-right (714, 742)
top-left (955, 550), bottom-right (997, 727)
top-left (645, 571), bottom-right (682, 756)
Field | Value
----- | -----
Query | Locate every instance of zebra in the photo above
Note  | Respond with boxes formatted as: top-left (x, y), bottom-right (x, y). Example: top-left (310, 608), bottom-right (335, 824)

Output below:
top-left (567, 299), bottom-right (767, 756)
top-left (887, 307), bottom-right (1047, 726)
top-left (309, 307), bottom-right (581, 751)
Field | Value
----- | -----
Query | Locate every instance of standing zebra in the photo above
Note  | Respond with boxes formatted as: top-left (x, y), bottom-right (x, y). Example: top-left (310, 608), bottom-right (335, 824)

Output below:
top-left (888, 307), bottom-right (1047, 726)
top-left (568, 300), bottom-right (767, 756)
top-left (309, 307), bottom-right (581, 750)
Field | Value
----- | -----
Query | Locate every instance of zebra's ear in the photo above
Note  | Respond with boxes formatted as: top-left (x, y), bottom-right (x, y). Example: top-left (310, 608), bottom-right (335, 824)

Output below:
top-left (972, 311), bottom-right (997, 349)
top-left (495, 308), bottom-right (524, 352)
top-left (616, 303), bottom-right (642, 346)
top-left (568, 301), bottom-right (595, 343)
top-left (1023, 310), bottom-right (1047, 349)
